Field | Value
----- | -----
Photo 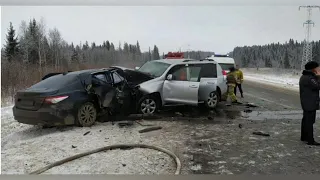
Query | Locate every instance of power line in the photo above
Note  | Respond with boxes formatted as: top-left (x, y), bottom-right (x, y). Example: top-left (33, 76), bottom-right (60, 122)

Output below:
top-left (299, 5), bottom-right (320, 70)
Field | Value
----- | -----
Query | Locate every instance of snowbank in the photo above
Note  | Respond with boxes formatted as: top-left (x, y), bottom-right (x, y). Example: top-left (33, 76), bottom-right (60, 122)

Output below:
top-left (242, 68), bottom-right (300, 91)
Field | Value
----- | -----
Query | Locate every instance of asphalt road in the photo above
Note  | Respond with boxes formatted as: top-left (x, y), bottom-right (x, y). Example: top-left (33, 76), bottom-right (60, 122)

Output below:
top-left (241, 80), bottom-right (301, 111)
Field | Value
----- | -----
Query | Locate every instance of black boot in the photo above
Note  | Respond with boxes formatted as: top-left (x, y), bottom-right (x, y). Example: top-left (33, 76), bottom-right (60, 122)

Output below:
top-left (307, 141), bottom-right (320, 146)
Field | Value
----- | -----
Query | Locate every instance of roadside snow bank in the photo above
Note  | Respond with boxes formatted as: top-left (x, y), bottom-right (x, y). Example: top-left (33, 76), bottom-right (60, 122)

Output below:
top-left (242, 68), bottom-right (300, 91)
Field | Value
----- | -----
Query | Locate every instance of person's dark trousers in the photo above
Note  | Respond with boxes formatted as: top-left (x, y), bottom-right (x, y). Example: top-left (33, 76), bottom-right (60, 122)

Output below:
top-left (234, 83), bottom-right (243, 97)
top-left (301, 110), bottom-right (316, 143)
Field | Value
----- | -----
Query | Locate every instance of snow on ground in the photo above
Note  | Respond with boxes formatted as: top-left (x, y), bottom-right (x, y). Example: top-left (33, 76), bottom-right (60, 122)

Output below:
top-left (242, 68), bottom-right (300, 91)
top-left (1, 106), bottom-right (181, 174)
top-left (1, 97), bottom-right (14, 108)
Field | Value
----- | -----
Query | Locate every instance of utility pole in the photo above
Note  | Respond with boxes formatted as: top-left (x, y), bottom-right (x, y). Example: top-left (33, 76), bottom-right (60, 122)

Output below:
top-left (299, 5), bottom-right (320, 70)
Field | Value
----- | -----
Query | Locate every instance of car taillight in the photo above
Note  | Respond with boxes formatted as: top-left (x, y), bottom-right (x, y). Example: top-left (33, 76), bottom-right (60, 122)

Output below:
top-left (44, 96), bottom-right (69, 104)
top-left (222, 70), bottom-right (227, 76)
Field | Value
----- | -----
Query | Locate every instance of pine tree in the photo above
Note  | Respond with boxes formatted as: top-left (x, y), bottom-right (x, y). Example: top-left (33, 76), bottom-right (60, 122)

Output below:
top-left (4, 22), bottom-right (19, 61)
top-left (265, 57), bottom-right (272, 67)
top-left (136, 41), bottom-right (141, 55)
top-left (123, 42), bottom-right (129, 53)
top-left (71, 48), bottom-right (78, 63)
top-left (152, 45), bottom-right (160, 60)
top-left (83, 41), bottom-right (89, 50)
top-left (110, 43), bottom-right (115, 51)
top-left (148, 47), bottom-right (152, 61)
top-left (106, 40), bottom-right (111, 51)
top-left (91, 42), bottom-right (96, 49)
top-left (283, 50), bottom-right (290, 69)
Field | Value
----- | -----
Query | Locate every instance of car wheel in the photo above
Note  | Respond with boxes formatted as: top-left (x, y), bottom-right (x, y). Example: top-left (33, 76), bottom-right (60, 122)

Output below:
top-left (206, 91), bottom-right (219, 109)
top-left (138, 95), bottom-right (159, 115)
top-left (76, 102), bottom-right (97, 127)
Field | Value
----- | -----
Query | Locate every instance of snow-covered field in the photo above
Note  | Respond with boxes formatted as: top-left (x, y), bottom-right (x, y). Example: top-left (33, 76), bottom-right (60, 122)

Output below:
top-left (242, 68), bottom-right (300, 91)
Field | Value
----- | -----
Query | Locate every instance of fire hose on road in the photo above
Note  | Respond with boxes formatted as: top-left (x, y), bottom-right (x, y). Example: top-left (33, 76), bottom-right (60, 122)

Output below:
top-left (29, 144), bottom-right (182, 175)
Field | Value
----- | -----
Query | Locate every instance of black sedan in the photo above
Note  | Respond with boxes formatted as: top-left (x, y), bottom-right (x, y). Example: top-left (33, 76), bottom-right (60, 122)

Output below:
top-left (12, 67), bottom-right (153, 127)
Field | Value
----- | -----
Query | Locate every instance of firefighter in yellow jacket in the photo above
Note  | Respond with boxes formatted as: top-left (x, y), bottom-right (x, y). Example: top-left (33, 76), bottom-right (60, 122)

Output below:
top-left (234, 65), bottom-right (244, 98)
top-left (226, 67), bottom-right (238, 104)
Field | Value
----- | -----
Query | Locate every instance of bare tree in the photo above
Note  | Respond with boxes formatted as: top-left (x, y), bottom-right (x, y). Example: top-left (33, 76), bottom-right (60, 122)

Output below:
top-left (48, 28), bottom-right (62, 69)
top-left (18, 20), bottom-right (29, 62)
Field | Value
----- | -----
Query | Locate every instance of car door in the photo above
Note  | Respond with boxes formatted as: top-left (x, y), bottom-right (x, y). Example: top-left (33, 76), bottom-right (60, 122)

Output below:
top-left (110, 71), bottom-right (132, 114)
top-left (198, 63), bottom-right (219, 101)
top-left (162, 64), bottom-right (201, 105)
top-left (91, 72), bottom-right (115, 108)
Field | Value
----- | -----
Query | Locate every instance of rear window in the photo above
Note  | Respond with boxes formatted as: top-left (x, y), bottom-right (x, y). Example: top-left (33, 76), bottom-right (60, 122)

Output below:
top-left (219, 63), bottom-right (235, 71)
top-left (30, 74), bottom-right (80, 89)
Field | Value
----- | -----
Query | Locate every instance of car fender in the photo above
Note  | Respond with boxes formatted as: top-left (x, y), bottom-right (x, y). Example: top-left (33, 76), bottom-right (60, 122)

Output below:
top-left (137, 77), bottom-right (165, 104)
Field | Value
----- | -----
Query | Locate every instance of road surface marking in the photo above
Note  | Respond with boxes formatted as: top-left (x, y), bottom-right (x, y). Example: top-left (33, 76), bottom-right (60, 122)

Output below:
top-left (244, 93), bottom-right (295, 109)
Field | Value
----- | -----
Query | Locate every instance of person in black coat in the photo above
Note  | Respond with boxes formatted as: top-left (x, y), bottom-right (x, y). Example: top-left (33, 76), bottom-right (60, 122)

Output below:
top-left (299, 61), bottom-right (320, 146)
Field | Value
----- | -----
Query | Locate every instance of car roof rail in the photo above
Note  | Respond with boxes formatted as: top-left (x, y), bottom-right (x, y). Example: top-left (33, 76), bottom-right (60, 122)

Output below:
top-left (182, 59), bottom-right (215, 62)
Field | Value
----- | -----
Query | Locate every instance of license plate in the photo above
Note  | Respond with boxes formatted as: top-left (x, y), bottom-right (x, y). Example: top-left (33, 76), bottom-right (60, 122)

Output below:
top-left (21, 100), bottom-right (34, 106)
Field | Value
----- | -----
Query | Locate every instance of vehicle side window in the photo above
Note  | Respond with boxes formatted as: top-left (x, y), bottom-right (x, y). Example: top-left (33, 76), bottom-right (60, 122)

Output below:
top-left (94, 74), bottom-right (107, 82)
top-left (168, 65), bottom-right (188, 81)
top-left (167, 64), bottom-right (201, 82)
top-left (105, 73), bottom-right (113, 83)
top-left (112, 72), bottom-right (124, 84)
top-left (199, 63), bottom-right (217, 79)
top-left (188, 65), bottom-right (202, 82)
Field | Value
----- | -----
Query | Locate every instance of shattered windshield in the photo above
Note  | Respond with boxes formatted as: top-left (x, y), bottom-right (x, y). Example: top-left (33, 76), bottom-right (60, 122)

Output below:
top-left (138, 61), bottom-right (171, 77)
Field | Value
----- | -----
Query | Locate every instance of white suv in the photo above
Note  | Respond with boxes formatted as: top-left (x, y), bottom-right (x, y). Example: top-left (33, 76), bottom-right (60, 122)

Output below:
top-left (135, 59), bottom-right (228, 115)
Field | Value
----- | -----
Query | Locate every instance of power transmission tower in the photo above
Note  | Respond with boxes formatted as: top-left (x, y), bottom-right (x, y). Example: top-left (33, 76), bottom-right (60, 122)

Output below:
top-left (299, 5), bottom-right (320, 70)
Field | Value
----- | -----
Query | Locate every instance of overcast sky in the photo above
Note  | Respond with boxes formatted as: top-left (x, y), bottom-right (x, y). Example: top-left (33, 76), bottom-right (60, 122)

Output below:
top-left (1, 6), bottom-right (320, 54)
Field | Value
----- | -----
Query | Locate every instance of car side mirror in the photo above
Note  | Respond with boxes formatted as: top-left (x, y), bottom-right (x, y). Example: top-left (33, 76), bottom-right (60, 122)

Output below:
top-left (135, 66), bottom-right (140, 70)
top-left (167, 74), bottom-right (173, 81)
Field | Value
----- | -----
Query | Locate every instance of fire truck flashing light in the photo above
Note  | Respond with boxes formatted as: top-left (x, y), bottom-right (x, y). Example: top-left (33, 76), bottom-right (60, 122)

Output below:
top-left (165, 52), bottom-right (184, 59)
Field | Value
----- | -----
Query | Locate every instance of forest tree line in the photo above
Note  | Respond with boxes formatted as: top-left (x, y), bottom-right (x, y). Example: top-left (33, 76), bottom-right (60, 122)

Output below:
top-left (230, 39), bottom-right (320, 69)
top-left (2, 18), bottom-right (163, 70)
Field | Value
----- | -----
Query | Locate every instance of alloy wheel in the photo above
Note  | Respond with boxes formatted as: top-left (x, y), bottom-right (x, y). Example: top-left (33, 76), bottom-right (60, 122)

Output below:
top-left (140, 98), bottom-right (156, 115)
top-left (207, 92), bottom-right (218, 108)
top-left (78, 103), bottom-right (97, 126)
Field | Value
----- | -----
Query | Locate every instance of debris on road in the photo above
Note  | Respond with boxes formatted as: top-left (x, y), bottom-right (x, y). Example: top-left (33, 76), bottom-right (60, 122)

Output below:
top-left (207, 116), bottom-right (214, 120)
top-left (117, 121), bottom-right (134, 127)
top-left (244, 109), bottom-right (253, 113)
top-left (83, 131), bottom-right (91, 136)
top-left (238, 124), bottom-right (243, 129)
top-left (252, 131), bottom-right (270, 137)
top-left (175, 112), bottom-right (183, 116)
top-left (135, 120), bottom-right (155, 127)
top-left (138, 126), bottom-right (162, 133)
top-left (71, 145), bottom-right (77, 148)
top-left (246, 103), bottom-right (258, 108)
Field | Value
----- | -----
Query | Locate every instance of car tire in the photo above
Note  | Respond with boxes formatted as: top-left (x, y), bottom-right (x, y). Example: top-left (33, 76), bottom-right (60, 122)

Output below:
top-left (138, 95), bottom-right (160, 115)
top-left (205, 91), bottom-right (220, 109)
top-left (76, 102), bottom-right (97, 127)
